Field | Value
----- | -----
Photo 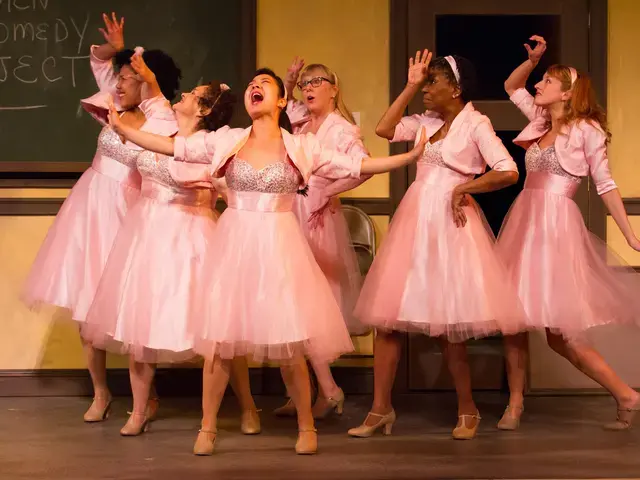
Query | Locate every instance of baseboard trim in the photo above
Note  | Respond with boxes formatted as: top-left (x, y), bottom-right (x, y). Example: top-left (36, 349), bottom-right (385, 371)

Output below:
top-left (0, 366), bottom-right (374, 397)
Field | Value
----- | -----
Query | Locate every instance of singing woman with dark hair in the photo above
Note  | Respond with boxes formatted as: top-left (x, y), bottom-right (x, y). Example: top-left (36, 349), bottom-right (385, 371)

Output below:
top-left (109, 66), bottom-right (426, 455)
top-left (22, 13), bottom-right (180, 424)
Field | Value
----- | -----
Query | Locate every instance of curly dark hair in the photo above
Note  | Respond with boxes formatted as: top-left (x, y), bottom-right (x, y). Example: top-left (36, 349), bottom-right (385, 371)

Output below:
top-left (114, 49), bottom-right (182, 101)
top-left (429, 55), bottom-right (478, 103)
top-left (253, 67), bottom-right (292, 133)
top-left (196, 82), bottom-right (236, 131)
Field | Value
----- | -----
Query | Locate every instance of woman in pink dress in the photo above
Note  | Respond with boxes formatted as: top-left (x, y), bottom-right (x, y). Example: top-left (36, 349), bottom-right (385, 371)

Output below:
top-left (21, 13), bottom-right (180, 423)
top-left (497, 36), bottom-right (640, 431)
top-left (350, 51), bottom-right (527, 440)
top-left (109, 67), bottom-right (426, 455)
top-left (266, 58), bottom-right (372, 420)
top-left (81, 55), bottom-right (259, 437)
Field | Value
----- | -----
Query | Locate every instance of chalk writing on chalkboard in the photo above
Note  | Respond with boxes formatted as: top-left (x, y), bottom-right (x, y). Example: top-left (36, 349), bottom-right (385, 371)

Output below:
top-left (0, 0), bottom-right (90, 109)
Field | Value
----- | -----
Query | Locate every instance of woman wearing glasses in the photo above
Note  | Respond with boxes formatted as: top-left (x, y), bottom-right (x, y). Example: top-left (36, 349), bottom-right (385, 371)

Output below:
top-left (271, 58), bottom-right (372, 420)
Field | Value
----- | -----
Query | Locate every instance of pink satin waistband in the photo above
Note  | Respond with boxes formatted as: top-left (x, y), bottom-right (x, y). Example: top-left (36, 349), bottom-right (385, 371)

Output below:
top-left (227, 191), bottom-right (295, 212)
top-left (141, 180), bottom-right (213, 207)
top-left (415, 163), bottom-right (474, 186)
top-left (524, 171), bottom-right (581, 198)
top-left (91, 156), bottom-right (140, 188)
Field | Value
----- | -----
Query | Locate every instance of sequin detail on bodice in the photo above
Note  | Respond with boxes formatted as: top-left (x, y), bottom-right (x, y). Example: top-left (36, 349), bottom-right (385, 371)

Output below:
top-left (137, 151), bottom-right (181, 188)
top-left (96, 127), bottom-right (140, 167)
top-left (525, 143), bottom-right (581, 183)
top-left (419, 140), bottom-right (448, 168)
top-left (225, 158), bottom-right (301, 194)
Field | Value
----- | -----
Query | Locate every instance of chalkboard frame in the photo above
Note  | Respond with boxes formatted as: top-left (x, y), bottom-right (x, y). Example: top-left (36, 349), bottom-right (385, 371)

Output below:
top-left (0, 0), bottom-right (256, 184)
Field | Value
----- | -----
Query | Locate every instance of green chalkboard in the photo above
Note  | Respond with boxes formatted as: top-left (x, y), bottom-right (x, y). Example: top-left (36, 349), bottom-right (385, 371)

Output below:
top-left (0, 0), bottom-right (256, 174)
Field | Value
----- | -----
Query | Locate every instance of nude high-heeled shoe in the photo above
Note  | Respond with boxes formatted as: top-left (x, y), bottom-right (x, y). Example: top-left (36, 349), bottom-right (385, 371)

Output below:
top-left (193, 429), bottom-right (217, 456)
top-left (604, 397), bottom-right (640, 431)
top-left (347, 410), bottom-right (396, 438)
top-left (497, 405), bottom-right (523, 431)
top-left (120, 412), bottom-right (150, 436)
top-left (127, 397), bottom-right (160, 422)
top-left (83, 396), bottom-right (112, 423)
top-left (295, 428), bottom-right (318, 455)
top-left (312, 388), bottom-right (345, 420)
top-left (273, 398), bottom-right (297, 417)
top-left (452, 412), bottom-right (481, 440)
top-left (240, 409), bottom-right (262, 435)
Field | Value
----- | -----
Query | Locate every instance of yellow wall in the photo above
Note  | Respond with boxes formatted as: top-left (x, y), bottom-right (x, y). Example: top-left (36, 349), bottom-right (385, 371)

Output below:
top-left (605, 0), bottom-right (640, 260)
top-left (0, 0), bottom-right (391, 370)
top-left (257, 0), bottom-right (390, 198)
top-left (607, 0), bottom-right (640, 198)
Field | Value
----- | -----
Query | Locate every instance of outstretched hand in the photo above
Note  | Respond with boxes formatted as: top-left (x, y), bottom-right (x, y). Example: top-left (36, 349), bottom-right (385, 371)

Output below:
top-left (408, 49), bottom-right (432, 86)
top-left (524, 35), bottom-right (546, 64)
top-left (107, 97), bottom-right (126, 141)
top-left (98, 12), bottom-right (125, 52)
top-left (130, 53), bottom-right (155, 84)
top-left (408, 126), bottom-right (428, 161)
top-left (286, 56), bottom-right (305, 85)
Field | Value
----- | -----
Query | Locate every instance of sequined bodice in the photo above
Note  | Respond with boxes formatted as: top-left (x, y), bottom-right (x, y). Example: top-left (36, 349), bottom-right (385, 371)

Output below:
top-left (225, 157), bottom-right (301, 194)
top-left (136, 151), bottom-right (181, 188)
top-left (96, 127), bottom-right (140, 167)
top-left (419, 140), bottom-right (448, 168)
top-left (525, 143), bottom-right (581, 182)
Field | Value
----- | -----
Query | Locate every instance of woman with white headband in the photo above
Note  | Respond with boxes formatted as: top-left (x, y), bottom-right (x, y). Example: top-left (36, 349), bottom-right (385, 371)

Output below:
top-left (498, 35), bottom-right (640, 431)
top-left (350, 51), bottom-right (526, 440)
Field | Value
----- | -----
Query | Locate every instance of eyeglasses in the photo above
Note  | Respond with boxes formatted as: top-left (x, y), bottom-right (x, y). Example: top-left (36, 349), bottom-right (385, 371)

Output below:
top-left (296, 76), bottom-right (334, 89)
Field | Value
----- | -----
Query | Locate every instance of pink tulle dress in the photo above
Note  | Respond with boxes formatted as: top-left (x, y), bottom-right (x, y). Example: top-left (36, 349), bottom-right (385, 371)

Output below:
top-left (288, 104), bottom-right (370, 335)
top-left (81, 149), bottom-right (217, 362)
top-left (496, 143), bottom-right (640, 337)
top-left (188, 156), bottom-right (354, 364)
top-left (21, 47), bottom-right (176, 323)
top-left (355, 113), bottom-right (527, 342)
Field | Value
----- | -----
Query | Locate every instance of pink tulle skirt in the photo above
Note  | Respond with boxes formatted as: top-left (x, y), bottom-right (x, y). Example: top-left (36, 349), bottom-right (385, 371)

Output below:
top-left (497, 172), bottom-right (640, 338)
top-left (82, 182), bottom-right (217, 363)
top-left (293, 179), bottom-right (367, 335)
top-left (191, 190), bottom-right (354, 364)
top-left (355, 164), bottom-right (527, 342)
top-left (22, 162), bottom-right (140, 322)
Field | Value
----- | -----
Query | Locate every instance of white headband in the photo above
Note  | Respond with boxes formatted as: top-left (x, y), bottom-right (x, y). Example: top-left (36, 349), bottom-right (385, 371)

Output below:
top-left (444, 55), bottom-right (460, 84)
top-left (568, 67), bottom-right (578, 86)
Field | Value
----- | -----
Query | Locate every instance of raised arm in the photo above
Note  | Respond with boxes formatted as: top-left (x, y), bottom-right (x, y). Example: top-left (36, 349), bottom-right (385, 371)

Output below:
top-left (376, 49), bottom-right (432, 140)
top-left (504, 35), bottom-right (546, 97)
top-left (284, 56), bottom-right (305, 102)
top-left (91, 13), bottom-right (125, 89)
top-left (129, 52), bottom-right (162, 100)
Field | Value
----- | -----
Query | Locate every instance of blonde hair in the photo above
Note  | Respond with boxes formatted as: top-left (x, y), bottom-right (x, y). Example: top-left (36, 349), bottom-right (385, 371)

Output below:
top-left (546, 64), bottom-right (611, 142)
top-left (301, 63), bottom-right (356, 125)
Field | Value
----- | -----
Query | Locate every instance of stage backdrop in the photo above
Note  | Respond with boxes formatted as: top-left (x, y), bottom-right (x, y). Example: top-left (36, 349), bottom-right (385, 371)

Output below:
top-left (0, 0), bottom-right (255, 174)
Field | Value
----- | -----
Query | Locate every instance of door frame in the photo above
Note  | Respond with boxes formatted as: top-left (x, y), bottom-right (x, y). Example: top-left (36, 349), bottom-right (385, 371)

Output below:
top-left (387, 0), bottom-right (608, 392)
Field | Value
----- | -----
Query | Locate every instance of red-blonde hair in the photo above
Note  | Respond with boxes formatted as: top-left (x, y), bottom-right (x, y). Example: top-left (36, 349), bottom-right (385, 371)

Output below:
top-left (546, 64), bottom-right (611, 142)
